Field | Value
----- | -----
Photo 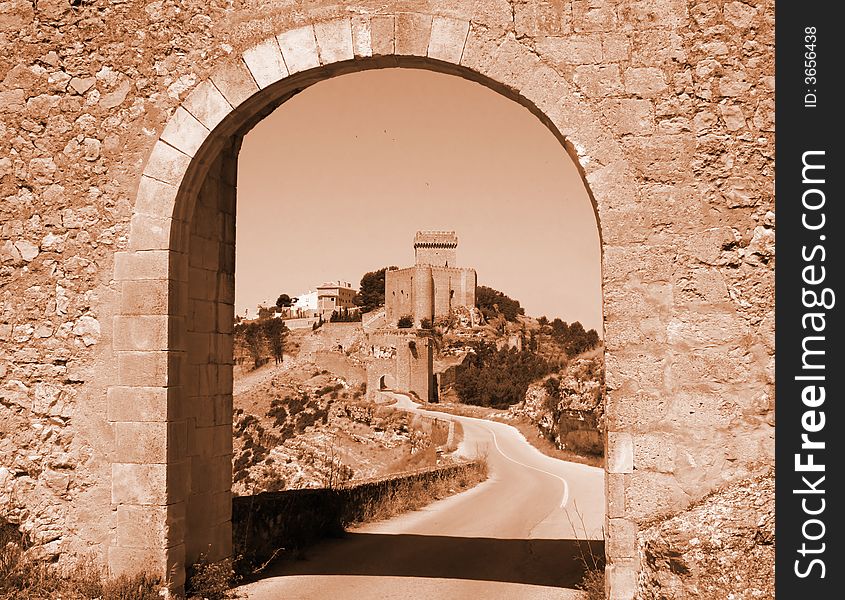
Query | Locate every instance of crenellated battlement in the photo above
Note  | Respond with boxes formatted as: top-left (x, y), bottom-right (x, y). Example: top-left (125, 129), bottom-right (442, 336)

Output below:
top-left (414, 231), bottom-right (458, 266)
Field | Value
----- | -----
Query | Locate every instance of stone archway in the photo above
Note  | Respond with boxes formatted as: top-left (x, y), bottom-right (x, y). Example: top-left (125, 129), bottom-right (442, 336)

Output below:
top-left (110, 13), bottom-right (636, 594)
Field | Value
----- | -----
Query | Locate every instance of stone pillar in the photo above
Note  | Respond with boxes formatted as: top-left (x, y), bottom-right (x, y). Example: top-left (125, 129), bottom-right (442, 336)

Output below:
top-left (605, 431), bottom-right (637, 599)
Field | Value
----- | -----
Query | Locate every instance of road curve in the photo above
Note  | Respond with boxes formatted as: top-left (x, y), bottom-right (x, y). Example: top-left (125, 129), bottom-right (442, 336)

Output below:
top-left (238, 392), bottom-right (605, 600)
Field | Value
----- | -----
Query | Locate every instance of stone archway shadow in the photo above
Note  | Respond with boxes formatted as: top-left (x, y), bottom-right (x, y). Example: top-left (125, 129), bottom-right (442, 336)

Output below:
top-left (110, 12), bottom-right (638, 594)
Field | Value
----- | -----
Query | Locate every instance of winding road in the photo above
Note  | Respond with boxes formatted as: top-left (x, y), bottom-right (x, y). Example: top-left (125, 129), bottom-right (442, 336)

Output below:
top-left (238, 392), bottom-right (605, 599)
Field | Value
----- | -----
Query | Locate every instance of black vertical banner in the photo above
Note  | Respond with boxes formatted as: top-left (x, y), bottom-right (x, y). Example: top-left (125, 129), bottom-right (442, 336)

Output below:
top-left (776, 2), bottom-right (842, 597)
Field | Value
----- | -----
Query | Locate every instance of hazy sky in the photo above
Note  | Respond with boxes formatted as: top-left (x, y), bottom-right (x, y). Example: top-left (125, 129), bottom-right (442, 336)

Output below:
top-left (236, 68), bottom-right (603, 333)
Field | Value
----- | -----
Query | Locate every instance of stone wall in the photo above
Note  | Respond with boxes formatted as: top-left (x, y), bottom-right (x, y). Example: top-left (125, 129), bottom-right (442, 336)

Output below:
top-left (0, 1), bottom-right (773, 596)
top-left (385, 265), bottom-right (476, 325)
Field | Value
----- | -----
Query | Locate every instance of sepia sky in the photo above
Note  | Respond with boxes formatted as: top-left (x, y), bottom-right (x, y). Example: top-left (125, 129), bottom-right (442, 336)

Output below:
top-left (235, 68), bottom-right (603, 334)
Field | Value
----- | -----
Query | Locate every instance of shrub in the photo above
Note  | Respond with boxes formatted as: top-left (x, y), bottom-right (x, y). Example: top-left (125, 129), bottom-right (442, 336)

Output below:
top-left (455, 341), bottom-right (553, 408)
top-left (186, 555), bottom-right (236, 600)
top-left (397, 315), bottom-right (414, 328)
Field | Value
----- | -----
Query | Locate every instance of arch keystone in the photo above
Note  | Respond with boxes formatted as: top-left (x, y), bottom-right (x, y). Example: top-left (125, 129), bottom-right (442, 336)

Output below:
top-left (395, 13), bottom-right (432, 56)
top-left (369, 15), bottom-right (395, 55)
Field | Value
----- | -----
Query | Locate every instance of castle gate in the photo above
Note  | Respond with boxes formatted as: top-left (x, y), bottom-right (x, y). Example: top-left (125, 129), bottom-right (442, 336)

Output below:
top-left (1, 3), bottom-right (774, 598)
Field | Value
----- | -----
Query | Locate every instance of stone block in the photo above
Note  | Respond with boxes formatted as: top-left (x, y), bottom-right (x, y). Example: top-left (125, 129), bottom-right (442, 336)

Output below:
top-left (143, 140), bottom-right (190, 186)
top-left (117, 502), bottom-right (186, 549)
top-left (600, 99), bottom-right (654, 135)
top-left (128, 213), bottom-right (173, 251)
top-left (113, 315), bottom-right (169, 351)
top-left (573, 64), bottom-right (623, 97)
top-left (606, 558), bottom-right (638, 600)
top-left (210, 59), bottom-right (258, 109)
top-left (623, 67), bottom-right (668, 97)
top-left (212, 394), bottom-right (233, 426)
top-left (351, 16), bottom-right (372, 57)
top-left (634, 433), bottom-right (676, 473)
top-left (277, 26), bottom-right (320, 74)
top-left (619, 0), bottom-right (689, 30)
top-left (572, 0), bottom-right (617, 32)
top-left (606, 518), bottom-right (638, 559)
top-left (314, 18), bottom-right (354, 65)
top-left (160, 106), bottom-right (209, 157)
top-left (535, 36), bottom-right (603, 66)
top-left (186, 491), bottom-right (212, 533)
top-left (135, 175), bottom-right (178, 220)
top-left (114, 420), bottom-right (187, 464)
top-left (114, 250), bottom-right (173, 281)
top-left (208, 520), bottom-right (233, 561)
top-left (210, 490), bottom-right (232, 525)
top-left (217, 366), bottom-right (233, 394)
top-left (606, 471), bottom-right (627, 518)
top-left (107, 386), bottom-right (173, 422)
top-left (211, 424), bottom-right (232, 457)
top-left (119, 279), bottom-right (174, 316)
top-left (117, 351), bottom-right (181, 387)
top-left (188, 424), bottom-right (215, 458)
top-left (602, 33), bottom-right (631, 62)
top-left (182, 80), bottom-right (233, 131)
top-left (242, 37), bottom-right (288, 89)
top-left (427, 17), bottom-right (469, 64)
top-left (211, 454), bottom-right (233, 493)
top-left (112, 463), bottom-right (167, 504)
top-left (625, 470), bottom-right (691, 522)
top-left (369, 15), bottom-right (395, 55)
top-left (187, 332), bottom-right (213, 365)
top-left (514, 0), bottom-right (572, 36)
top-left (395, 13), bottom-right (432, 56)
top-left (108, 542), bottom-right (186, 589)
top-left (189, 299), bottom-right (216, 333)
top-left (607, 432), bottom-right (633, 473)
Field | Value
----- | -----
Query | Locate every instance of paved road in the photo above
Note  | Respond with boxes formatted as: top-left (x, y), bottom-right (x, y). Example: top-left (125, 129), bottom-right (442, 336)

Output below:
top-left (238, 393), bottom-right (605, 599)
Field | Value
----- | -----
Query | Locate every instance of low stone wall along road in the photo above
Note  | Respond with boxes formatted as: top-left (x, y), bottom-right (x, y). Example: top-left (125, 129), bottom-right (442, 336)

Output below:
top-left (237, 392), bottom-right (605, 599)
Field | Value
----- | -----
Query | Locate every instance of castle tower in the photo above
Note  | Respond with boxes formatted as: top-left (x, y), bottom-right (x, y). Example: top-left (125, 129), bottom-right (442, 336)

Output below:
top-left (414, 231), bottom-right (458, 267)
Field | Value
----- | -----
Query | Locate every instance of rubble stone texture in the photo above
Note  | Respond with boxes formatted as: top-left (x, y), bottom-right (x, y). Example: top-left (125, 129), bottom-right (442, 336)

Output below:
top-left (0, 1), bottom-right (774, 597)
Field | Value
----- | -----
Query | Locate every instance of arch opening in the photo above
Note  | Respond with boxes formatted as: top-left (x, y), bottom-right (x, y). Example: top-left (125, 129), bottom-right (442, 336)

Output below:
top-left (113, 17), bottom-right (622, 593)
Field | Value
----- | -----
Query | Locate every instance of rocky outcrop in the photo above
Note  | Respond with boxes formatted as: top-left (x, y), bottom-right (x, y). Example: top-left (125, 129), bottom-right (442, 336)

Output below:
top-left (513, 356), bottom-right (604, 456)
top-left (639, 469), bottom-right (774, 599)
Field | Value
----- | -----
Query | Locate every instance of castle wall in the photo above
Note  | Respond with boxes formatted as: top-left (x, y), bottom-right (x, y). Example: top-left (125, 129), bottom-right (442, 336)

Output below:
top-left (386, 265), bottom-right (476, 326)
top-left (384, 268), bottom-right (415, 325)
top-left (0, 3), bottom-right (774, 597)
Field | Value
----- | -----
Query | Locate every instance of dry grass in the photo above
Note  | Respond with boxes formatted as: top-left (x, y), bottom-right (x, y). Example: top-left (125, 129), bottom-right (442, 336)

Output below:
top-left (186, 555), bottom-right (239, 600)
top-left (0, 525), bottom-right (161, 600)
top-left (349, 458), bottom-right (489, 525)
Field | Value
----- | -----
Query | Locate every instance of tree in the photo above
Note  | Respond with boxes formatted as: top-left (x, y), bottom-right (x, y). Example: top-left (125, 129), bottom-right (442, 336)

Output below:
top-left (476, 285), bottom-right (524, 322)
top-left (454, 341), bottom-right (553, 408)
top-left (397, 315), bottom-right (414, 328)
top-left (275, 294), bottom-right (293, 308)
top-left (236, 321), bottom-right (264, 368)
top-left (354, 266), bottom-right (398, 313)
top-left (261, 317), bottom-right (288, 365)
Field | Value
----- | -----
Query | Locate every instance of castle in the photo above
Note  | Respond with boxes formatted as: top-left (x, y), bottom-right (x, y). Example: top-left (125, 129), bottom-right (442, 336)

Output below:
top-left (384, 231), bottom-right (477, 327)
top-left (364, 231), bottom-right (477, 403)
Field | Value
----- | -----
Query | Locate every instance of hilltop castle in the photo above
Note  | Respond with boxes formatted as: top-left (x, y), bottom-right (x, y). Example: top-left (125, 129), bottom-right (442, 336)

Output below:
top-left (384, 231), bottom-right (477, 327)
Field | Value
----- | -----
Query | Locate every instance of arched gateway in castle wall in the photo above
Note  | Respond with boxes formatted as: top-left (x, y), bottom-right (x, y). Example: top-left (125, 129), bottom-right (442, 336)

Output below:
top-left (0, 1), bottom-right (774, 597)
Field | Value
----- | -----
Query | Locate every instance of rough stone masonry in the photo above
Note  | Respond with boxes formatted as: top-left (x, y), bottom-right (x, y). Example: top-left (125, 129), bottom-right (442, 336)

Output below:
top-left (0, 1), bottom-right (773, 597)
